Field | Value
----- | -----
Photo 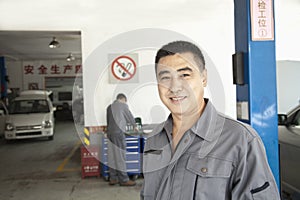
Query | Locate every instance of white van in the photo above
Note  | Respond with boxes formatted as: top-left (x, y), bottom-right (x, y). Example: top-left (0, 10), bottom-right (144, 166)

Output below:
top-left (5, 90), bottom-right (55, 140)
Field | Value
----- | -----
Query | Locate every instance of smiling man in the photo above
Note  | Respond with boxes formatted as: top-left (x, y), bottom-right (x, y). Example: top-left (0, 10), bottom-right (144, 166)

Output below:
top-left (140, 41), bottom-right (280, 199)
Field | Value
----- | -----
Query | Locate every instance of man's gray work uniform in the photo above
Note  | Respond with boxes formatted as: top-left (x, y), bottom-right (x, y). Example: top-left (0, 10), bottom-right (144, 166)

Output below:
top-left (106, 100), bottom-right (136, 182)
top-left (141, 99), bottom-right (280, 200)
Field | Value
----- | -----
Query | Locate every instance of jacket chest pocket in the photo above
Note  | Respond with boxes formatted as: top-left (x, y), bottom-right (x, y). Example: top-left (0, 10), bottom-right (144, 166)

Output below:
top-left (142, 151), bottom-right (169, 200)
top-left (185, 155), bottom-right (233, 200)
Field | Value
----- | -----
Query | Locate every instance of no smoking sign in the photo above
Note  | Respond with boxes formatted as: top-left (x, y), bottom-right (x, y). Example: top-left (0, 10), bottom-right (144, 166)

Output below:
top-left (109, 54), bottom-right (139, 83)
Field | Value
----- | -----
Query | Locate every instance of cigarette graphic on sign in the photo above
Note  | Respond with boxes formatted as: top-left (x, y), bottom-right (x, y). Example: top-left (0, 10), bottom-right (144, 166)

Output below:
top-left (117, 63), bottom-right (132, 77)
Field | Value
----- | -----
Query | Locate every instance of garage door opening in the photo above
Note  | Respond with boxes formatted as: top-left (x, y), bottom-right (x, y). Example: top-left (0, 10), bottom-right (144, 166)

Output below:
top-left (0, 30), bottom-right (83, 121)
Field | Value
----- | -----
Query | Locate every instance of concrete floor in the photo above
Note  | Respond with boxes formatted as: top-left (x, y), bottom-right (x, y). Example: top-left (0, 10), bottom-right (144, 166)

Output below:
top-left (0, 120), bottom-right (142, 200)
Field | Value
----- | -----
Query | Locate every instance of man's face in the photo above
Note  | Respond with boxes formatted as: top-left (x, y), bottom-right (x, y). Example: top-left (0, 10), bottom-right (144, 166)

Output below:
top-left (156, 52), bottom-right (207, 117)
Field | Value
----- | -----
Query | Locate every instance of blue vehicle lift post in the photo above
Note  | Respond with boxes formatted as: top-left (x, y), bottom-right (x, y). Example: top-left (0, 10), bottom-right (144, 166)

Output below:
top-left (233, 0), bottom-right (280, 188)
top-left (0, 57), bottom-right (7, 99)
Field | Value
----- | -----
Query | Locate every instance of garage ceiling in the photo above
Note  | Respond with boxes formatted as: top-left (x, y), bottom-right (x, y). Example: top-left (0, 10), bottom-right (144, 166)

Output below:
top-left (0, 31), bottom-right (82, 61)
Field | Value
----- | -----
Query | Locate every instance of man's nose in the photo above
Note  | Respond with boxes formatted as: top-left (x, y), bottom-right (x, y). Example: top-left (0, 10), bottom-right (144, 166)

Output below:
top-left (170, 76), bottom-right (183, 94)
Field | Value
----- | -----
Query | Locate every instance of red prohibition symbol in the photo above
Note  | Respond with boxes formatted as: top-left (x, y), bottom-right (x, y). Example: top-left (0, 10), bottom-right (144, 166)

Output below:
top-left (111, 55), bottom-right (137, 81)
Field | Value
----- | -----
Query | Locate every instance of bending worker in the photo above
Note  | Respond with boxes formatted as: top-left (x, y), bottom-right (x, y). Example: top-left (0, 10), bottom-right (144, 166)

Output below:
top-left (106, 93), bottom-right (137, 186)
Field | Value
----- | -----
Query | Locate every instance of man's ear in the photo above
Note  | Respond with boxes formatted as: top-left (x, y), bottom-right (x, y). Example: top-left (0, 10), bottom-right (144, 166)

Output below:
top-left (201, 69), bottom-right (207, 87)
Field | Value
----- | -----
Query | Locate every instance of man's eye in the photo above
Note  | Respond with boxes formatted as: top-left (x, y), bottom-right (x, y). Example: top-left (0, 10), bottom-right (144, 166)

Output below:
top-left (160, 76), bottom-right (171, 81)
top-left (180, 73), bottom-right (190, 78)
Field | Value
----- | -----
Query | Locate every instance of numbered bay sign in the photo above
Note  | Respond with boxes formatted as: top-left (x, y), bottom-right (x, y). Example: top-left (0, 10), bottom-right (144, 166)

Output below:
top-left (108, 54), bottom-right (139, 83)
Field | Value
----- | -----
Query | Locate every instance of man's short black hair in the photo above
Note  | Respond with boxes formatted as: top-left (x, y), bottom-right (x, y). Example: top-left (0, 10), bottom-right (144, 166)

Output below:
top-left (155, 40), bottom-right (205, 73)
top-left (116, 93), bottom-right (127, 101)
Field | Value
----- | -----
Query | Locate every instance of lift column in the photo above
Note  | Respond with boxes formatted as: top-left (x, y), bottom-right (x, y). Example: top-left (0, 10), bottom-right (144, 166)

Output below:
top-left (0, 57), bottom-right (7, 99)
top-left (233, 0), bottom-right (280, 187)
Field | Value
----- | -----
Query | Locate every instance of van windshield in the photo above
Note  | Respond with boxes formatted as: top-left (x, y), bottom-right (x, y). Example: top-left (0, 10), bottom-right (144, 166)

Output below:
top-left (9, 100), bottom-right (50, 114)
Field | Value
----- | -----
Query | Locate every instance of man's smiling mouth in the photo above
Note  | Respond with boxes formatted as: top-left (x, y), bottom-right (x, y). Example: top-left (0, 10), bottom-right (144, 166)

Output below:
top-left (170, 96), bottom-right (187, 103)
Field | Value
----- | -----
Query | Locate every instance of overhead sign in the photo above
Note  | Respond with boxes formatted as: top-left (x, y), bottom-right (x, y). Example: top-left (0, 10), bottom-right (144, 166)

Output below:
top-left (23, 61), bottom-right (82, 76)
top-left (109, 54), bottom-right (139, 83)
top-left (250, 0), bottom-right (274, 41)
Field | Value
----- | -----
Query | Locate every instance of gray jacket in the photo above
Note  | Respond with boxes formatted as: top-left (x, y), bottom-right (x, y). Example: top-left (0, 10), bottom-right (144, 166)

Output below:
top-left (106, 100), bottom-right (136, 134)
top-left (141, 100), bottom-right (280, 200)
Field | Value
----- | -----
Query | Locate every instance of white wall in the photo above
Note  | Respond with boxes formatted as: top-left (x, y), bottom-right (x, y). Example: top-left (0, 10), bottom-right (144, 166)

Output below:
top-left (0, 0), bottom-right (299, 126)
top-left (83, 28), bottom-right (232, 125)
top-left (6, 61), bottom-right (23, 90)
top-left (275, 0), bottom-right (300, 61)
top-left (277, 60), bottom-right (300, 113)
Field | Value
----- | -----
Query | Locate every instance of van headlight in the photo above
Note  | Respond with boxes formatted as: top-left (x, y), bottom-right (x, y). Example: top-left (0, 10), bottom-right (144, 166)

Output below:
top-left (43, 120), bottom-right (52, 128)
top-left (5, 123), bottom-right (14, 131)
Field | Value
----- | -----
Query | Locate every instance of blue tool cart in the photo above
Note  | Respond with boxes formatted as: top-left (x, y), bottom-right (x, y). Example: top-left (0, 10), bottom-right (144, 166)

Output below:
top-left (101, 134), bottom-right (142, 181)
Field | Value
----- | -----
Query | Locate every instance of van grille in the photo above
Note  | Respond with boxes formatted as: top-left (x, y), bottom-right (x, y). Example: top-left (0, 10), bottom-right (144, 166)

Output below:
top-left (16, 132), bottom-right (42, 137)
top-left (16, 125), bottom-right (42, 131)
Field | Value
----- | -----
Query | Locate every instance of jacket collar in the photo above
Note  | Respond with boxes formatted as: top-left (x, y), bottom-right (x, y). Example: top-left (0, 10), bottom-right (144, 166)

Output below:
top-left (163, 99), bottom-right (218, 142)
top-left (190, 99), bottom-right (218, 142)
top-left (145, 99), bottom-right (219, 150)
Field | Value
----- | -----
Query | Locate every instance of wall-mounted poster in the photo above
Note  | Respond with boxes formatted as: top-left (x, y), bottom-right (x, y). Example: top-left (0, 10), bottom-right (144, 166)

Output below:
top-left (28, 82), bottom-right (39, 90)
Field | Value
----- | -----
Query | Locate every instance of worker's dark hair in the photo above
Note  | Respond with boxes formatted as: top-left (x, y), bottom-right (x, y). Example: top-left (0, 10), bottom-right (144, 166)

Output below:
top-left (155, 40), bottom-right (205, 73)
top-left (116, 93), bottom-right (127, 101)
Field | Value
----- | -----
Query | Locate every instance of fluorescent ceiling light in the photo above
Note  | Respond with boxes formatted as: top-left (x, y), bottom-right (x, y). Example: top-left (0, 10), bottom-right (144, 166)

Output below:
top-left (49, 37), bottom-right (60, 48)
top-left (66, 53), bottom-right (75, 61)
